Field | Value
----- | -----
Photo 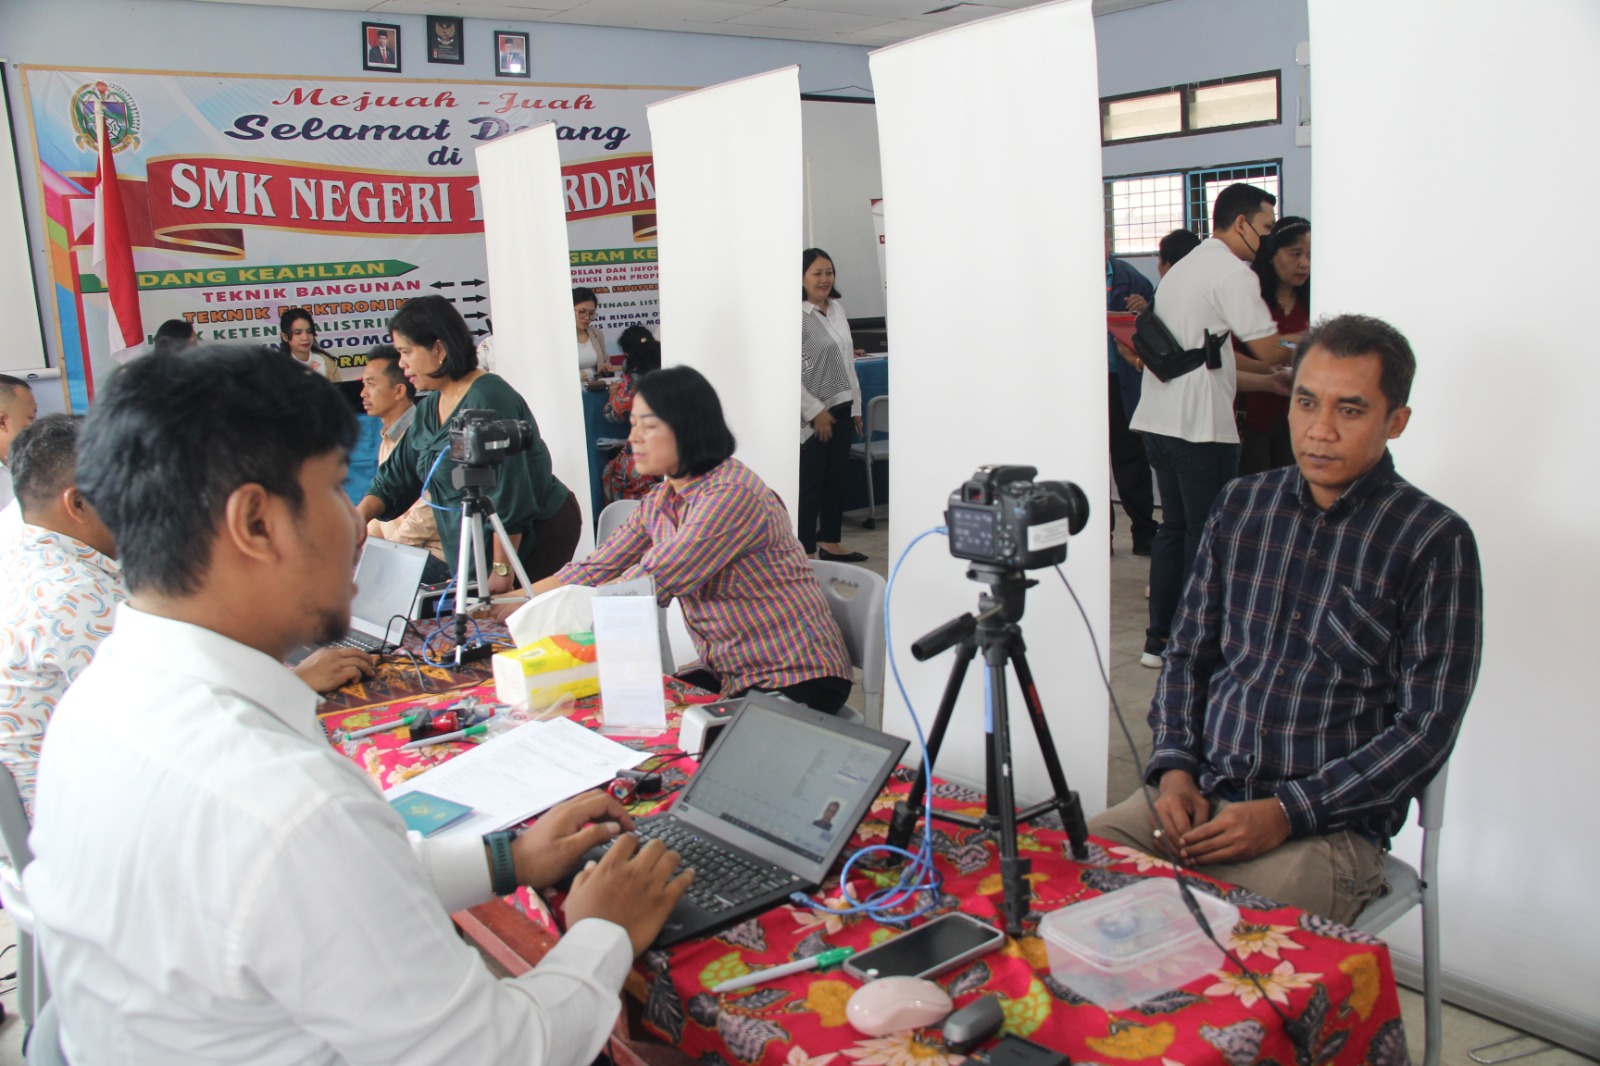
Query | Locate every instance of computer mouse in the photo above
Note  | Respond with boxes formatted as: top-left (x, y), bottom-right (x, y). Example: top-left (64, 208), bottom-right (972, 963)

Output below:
top-left (846, 976), bottom-right (954, 1036)
top-left (942, 993), bottom-right (1005, 1053)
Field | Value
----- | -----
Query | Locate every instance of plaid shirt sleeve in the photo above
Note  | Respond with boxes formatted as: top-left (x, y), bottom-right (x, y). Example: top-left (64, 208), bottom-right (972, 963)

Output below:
top-left (1146, 506), bottom-right (1228, 784)
top-left (1277, 525), bottom-right (1483, 836)
top-left (631, 482), bottom-right (765, 602)
top-left (556, 502), bottom-right (651, 586)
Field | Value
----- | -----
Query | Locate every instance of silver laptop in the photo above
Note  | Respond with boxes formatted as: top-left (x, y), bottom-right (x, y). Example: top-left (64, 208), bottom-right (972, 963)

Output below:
top-left (614, 692), bottom-right (908, 946)
top-left (290, 539), bottom-right (431, 662)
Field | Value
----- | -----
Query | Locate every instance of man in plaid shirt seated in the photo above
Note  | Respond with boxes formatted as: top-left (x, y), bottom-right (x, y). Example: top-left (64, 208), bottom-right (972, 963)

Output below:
top-left (1090, 314), bottom-right (1483, 924)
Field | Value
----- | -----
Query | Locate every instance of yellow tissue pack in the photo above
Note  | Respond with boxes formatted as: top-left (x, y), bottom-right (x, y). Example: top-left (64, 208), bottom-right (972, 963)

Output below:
top-left (492, 632), bottom-right (599, 712)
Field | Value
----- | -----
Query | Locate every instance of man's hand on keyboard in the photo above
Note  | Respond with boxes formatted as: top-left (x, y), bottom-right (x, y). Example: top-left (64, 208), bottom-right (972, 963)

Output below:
top-left (292, 646), bottom-right (377, 693)
top-left (514, 790), bottom-right (634, 890)
top-left (565, 834), bottom-right (695, 956)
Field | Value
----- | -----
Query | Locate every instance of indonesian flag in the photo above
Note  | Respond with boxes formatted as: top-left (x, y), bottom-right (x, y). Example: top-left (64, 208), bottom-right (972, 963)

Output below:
top-left (92, 99), bottom-right (143, 362)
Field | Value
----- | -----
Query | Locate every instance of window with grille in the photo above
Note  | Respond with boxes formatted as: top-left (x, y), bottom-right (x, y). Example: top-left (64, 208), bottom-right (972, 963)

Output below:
top-left (1101, 72), bottom-right (1280, 145)
top-left (1105, 160), bottom-right (1281, 255)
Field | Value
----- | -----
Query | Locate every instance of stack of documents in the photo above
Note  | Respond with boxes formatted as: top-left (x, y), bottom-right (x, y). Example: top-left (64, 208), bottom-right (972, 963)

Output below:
top-left (381, 717), bottom-right (648, 837)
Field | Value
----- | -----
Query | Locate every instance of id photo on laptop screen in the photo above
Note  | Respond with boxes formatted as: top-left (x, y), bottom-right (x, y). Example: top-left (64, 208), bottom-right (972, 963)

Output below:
top-left (683, 710), bottom-right (889, 864)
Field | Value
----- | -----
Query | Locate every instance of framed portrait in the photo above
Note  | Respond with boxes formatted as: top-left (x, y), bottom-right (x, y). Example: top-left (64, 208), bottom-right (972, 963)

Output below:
top-left (362, 21), bottom-right (402, 73)
top-left (494, 31), bottom-right (530, 79)
top-left (426, 16), bottom-right (463, 65)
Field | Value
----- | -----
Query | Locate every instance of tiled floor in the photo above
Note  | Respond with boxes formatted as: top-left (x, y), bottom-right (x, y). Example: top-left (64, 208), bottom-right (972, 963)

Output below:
top-left (0, 516), bottom-right (1588, 1065)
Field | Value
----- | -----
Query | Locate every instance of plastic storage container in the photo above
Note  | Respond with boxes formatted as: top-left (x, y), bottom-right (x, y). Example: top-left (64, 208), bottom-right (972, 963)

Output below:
top-left (1037, 879), bottom-right (1240, 1010)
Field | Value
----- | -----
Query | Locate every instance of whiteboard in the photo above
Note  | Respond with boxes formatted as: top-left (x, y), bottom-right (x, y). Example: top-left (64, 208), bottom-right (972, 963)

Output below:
top-left (0, 64), bottom-right (47, 371)
top-left (801, 97), bottom-right (884, 321)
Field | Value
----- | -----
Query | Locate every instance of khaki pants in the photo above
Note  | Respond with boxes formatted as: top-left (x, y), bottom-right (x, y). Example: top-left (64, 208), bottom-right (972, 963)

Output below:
top-left (1089, 789), bottom-right (1386, 925)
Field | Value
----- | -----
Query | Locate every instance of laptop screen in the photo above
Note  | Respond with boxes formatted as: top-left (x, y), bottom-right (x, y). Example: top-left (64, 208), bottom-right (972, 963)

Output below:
top-left (674, 695), bottom-right (906, 882)
top-left (349, 539), bottom-right (430, 639)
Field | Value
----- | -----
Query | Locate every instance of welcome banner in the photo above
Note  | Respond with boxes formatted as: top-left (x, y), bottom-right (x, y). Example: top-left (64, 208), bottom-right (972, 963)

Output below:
top-left (20, 67), bottom-right (680, 399)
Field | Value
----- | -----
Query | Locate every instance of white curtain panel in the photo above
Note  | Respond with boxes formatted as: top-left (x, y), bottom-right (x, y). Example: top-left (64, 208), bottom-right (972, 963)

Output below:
top-left (870, 0), bottom-right (1110, 804)
top-left (1310, 0), bottom-right (1600, 1039)
top-left (647, 67), bottom-right (804, 517)
top-left (476, 124), bottom-right (593, 553)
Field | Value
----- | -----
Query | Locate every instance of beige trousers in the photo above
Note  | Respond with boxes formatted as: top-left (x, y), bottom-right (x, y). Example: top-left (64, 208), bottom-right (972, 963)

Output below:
top-left (1089, 789), bottom-right (1386, 925)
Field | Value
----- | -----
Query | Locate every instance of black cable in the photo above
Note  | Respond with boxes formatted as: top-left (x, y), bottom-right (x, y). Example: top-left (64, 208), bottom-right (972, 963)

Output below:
top-left (1054, 565), bottom-right (1313, 1066)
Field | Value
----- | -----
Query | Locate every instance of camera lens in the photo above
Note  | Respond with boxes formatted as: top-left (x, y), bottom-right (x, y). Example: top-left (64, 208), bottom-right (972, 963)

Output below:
top-left (1037, 480), bottom-right (1091, 536)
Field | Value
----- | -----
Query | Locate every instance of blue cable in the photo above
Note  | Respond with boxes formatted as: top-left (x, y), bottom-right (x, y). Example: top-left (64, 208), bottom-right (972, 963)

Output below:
top-left (421, 448), bottom-right (454, 513)
top-left (796, 525), bottom-right (948, 921)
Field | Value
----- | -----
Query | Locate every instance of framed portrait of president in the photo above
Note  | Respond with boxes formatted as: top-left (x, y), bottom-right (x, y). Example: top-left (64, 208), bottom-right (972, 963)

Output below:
top-left (495, 31), bottom-right (530, 79)
top-left (427, 16), bottom-right (463, 65)
top-left (362, 22), bottom-right (401, 73)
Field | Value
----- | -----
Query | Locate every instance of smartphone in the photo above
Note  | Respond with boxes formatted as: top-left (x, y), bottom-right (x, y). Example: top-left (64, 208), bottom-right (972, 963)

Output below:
top-left (843, 912), bottom-right (1006, 981)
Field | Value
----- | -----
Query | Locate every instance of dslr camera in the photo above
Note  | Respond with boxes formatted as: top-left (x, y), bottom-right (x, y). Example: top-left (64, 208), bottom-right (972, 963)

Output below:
top-left (946, 465), bottom-right (1089, 571)
top-left (448, 408), bottom-right (534, 468)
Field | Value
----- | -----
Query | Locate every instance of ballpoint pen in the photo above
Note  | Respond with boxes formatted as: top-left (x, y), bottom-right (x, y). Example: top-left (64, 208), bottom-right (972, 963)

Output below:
top-left (400, 724), bottom-right (488, 750)
top-left (342, 713), bottom-right (420, 741)
top-left (710, 947), bottom-right (854, 994)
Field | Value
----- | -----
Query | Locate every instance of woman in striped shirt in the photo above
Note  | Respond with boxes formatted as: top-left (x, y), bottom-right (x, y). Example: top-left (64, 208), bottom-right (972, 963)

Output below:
top-left (535, 366), bottom-right (856, 714)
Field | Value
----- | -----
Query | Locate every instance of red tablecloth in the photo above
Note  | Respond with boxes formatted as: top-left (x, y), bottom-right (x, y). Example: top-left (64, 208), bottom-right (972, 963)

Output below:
top-left (320, 677), bottom-right (1407, 1066)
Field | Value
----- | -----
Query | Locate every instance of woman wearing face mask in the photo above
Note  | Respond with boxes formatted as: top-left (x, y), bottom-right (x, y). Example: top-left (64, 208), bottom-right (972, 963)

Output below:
top-left (277, 308), bottom-right (336, 381)
top-left (798, 248), bottom-right (866, 563)
top-left (1238, 216), bottom-right (1311, 475)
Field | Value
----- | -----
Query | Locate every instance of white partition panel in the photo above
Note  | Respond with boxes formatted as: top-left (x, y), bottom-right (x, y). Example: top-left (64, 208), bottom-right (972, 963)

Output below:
top-left (476, 125), bottom-right (593, 555)
top-left (1311, 0), bottom-right (1599, 1049)
top-left (870, 0), bottom-right (1109, 804)
top-left (648, 68), bottom-right (803, 516)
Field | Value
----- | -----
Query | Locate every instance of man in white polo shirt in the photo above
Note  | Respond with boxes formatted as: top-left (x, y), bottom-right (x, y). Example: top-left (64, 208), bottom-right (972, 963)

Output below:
top-left (1130, 183), bottom-right (1301, 668)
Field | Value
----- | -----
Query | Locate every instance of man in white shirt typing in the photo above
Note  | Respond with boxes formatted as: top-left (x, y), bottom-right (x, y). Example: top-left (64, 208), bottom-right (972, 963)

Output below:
top-left (1129, 183), bottom-right (1301, 669)
top-left (25, 344), bottom-right (693, 1065)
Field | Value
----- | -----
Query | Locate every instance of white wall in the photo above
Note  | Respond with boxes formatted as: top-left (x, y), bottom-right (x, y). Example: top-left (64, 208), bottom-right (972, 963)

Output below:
top-left (1310, 0), bottom-right (1599, 1051)
top-left (873, 0), bottom-right (1109, 811)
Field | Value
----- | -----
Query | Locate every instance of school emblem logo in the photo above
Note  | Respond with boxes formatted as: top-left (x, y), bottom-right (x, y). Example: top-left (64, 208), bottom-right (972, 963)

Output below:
top-left (70, 80), bottom-right (141, 153)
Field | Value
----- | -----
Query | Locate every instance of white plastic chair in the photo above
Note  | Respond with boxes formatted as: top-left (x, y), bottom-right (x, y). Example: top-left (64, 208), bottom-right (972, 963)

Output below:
top-left (1352, 764), bottom-right (1448, 1066)
top-left (0, 769), bottom-right (47, 1030)
top-left (848, 394), bottom-right (889, 529)
top-left (809, 560), bottom-right (886, 728)
top-left (594, 499), bottom-right (641, 549)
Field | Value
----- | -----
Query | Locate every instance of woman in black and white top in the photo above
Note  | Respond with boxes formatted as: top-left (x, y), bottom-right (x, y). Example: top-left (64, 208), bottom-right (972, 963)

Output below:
top-left (573, 287), bottom-right (610, 383)
top-left (799, 247), bottom-right (865, 562)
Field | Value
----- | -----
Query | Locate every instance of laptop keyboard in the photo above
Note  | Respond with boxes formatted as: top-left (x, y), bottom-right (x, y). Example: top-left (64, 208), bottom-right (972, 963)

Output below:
top-left (631, 818), bottom-right (800, 915)
top-left (329, 633), bottom-right (385, 653)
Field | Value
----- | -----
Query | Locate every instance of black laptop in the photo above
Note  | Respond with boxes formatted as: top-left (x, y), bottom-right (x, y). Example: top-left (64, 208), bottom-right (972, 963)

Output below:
top-left (608, 692), bottom-right (908, 947)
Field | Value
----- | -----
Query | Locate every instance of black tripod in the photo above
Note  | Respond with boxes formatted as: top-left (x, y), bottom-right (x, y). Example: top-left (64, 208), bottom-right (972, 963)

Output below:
top-left (885, 563), bottom-right (1089, 936)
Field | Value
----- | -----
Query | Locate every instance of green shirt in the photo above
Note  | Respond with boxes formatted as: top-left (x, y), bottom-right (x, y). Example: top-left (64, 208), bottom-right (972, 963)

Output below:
top-left (367, 373), bottom-right (569, 580)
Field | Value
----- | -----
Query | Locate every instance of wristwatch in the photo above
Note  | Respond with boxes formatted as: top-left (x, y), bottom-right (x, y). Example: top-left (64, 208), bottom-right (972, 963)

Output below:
top-left (484, 830), bottom-right (517, 896)
top-left (491, 561), bottom-right (511, 578)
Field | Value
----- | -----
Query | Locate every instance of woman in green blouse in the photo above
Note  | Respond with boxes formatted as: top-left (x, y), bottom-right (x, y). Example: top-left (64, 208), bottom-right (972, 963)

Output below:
top-left (356, 295), bottom-right (580, 593)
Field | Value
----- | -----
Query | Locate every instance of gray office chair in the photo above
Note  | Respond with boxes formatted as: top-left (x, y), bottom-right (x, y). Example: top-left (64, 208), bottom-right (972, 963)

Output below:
top-left (809, 560), bottom-right (886, 728)
top-left (594, 499), bottom-right (641, 549)
top-left (1352, 764), bottom-right (1449, 1066)
top-left (848, 394), bottom-right (889, 529)
top-left (0, 768), bottom-right (47, 1029)
top-left (24, 995), bottom-right (66, 1066)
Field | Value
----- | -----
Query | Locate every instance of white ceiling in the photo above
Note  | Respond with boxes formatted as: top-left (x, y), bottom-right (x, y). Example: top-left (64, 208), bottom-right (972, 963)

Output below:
top-left (194, 0), bottom-right (1170, 48)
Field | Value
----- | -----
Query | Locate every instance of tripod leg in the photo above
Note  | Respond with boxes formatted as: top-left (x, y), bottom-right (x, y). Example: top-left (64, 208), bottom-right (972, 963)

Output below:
top-left (984, 649), bottom-right (1030, 938)
top-left (469, 512), bottom-right (492, 603)
top-left (487, 511), bottom-right (535, 591)
top-left (453, 504), bottom-right (477, 647)
top-left (1010, 647), bottom-right (1090, 860)
top-left (886, 640), bottom-right (977, 853)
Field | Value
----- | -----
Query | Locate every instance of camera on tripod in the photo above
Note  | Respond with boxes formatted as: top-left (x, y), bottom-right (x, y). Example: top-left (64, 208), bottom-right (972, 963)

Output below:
top-left (448, 409), bottom-right (535, 468)
top-left (946, 465), bottom-right (1090, 571)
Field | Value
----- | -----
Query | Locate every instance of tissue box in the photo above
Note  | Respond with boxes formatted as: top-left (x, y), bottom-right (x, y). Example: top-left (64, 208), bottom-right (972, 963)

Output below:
top-left (492, 632), bottom-right (599, 711)
top-left (1038, 879), bottom-right (1239, 1010)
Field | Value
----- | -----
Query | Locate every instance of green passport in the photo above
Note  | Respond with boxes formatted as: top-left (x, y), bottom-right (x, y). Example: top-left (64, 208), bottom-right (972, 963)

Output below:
top-left (389, 790), bottom-right (475, 837)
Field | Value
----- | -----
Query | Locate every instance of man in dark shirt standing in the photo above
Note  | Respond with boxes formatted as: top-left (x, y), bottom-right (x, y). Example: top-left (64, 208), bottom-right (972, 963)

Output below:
top-left (1105, 237), bottom-right (1157, 555)
top-left (1090, 314), bottom-right (1482, 923)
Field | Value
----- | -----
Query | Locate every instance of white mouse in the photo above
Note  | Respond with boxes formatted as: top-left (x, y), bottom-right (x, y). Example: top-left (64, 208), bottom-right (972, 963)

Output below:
top-left (845, 976), bottom-right (954, 1036)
